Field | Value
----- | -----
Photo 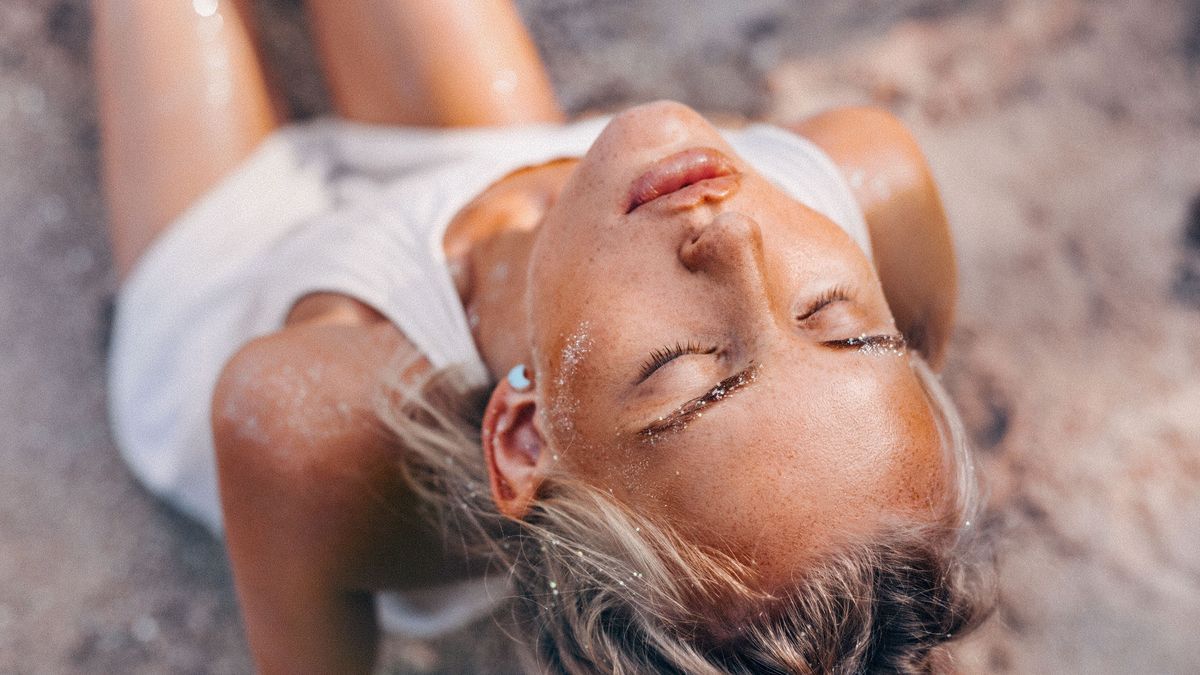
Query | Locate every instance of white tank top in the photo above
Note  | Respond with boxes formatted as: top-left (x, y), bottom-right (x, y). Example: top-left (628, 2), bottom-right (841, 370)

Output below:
top-left (107, 115), bottom-right (871, 636)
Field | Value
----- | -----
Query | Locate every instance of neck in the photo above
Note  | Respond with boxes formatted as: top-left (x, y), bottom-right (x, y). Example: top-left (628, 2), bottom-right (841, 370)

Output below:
top-left (445, 159), bottom-right (577, 380)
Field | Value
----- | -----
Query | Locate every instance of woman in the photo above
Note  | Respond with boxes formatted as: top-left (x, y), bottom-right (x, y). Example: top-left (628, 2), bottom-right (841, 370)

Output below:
top-left (97, 0), bottom-right (993, 672)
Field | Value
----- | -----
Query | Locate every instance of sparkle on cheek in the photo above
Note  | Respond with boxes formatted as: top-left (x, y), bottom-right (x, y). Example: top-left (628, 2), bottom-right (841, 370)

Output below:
top-left (549, 322), bottom-right (593, 440)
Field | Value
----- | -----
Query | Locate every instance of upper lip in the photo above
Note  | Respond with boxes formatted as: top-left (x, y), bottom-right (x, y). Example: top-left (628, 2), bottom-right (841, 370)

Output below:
top-left (625, 147), bottom-right (738, 213)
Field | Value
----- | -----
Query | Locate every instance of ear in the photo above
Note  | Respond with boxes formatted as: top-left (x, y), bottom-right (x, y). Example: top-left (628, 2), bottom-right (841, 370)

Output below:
top-left (481, 373), bottom-right (550, 520)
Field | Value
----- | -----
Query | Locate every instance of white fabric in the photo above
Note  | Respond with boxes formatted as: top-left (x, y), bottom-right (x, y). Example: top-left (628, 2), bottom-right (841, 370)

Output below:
top-left (107, 116), bottom-right (870, 638)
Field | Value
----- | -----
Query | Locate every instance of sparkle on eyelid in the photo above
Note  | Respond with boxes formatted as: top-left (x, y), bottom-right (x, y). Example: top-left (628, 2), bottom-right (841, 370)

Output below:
top-left (638, 364), bottom-right (759, 441)
top-left (844, 333), bottom-right (907, 356)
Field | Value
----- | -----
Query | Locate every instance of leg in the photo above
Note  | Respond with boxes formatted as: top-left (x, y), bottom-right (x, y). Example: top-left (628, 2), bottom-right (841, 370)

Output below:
top-left (94, 0), bottom-right (279, 280)
top-left (304, 0), bottom-right (563, 127)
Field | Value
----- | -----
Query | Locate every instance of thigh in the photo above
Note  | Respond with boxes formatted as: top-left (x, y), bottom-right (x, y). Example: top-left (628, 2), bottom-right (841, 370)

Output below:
top-left (94, 0), bottom-right (279, 280)
top-left (305, 0), bottom-right (563, 127)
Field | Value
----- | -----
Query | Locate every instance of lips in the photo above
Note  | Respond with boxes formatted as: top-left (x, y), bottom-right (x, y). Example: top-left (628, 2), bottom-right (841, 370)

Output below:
top-left (626, 147), bottom-right (739, 213)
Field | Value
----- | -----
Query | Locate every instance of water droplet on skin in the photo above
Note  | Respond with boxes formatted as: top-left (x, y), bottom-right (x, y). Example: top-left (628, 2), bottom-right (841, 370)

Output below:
top-left (193, 0), bottom-right (219, 17)
top-left (492, 69), bottom-right (518, 95)
top-left (849, 169), bottom-right (866, 190)
top-left (870, 176), bottom-right (891, 201)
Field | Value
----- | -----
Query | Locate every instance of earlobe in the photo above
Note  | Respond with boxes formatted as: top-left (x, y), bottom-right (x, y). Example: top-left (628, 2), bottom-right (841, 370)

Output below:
top-left (481, 372), bottom-right (549, 520)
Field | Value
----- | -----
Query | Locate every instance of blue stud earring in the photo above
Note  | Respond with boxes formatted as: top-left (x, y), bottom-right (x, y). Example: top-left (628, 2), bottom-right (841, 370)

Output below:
top-left (506, 364), bottom-right (532, 391)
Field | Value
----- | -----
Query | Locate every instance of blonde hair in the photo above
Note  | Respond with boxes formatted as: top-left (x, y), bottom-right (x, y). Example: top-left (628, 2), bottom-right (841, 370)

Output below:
top-left (376, 352), bottom-right (994, 673)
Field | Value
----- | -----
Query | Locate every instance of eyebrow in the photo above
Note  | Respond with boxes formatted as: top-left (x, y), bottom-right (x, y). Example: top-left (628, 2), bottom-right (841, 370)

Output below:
top-left (636, 364), bottom-right (759, 443)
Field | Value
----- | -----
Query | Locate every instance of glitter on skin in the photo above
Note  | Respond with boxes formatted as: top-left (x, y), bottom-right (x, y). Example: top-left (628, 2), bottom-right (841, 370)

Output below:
top-left (638, 364), bottom-right (759, 442)
top-left (635, 334), bottom-right (904, 444)
top-left (833, 333), bottom-right (907, 356)
top-left (550, 322), bottom-right (592, 438)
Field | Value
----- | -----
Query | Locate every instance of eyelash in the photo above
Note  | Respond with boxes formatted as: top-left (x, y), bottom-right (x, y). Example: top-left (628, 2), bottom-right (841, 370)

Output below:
top-left (638, 341), bottom-right (718, 381)
top-left (795, 285), bottom-right (854, 322)
top-left (637, 286), bottom-right (871, 382)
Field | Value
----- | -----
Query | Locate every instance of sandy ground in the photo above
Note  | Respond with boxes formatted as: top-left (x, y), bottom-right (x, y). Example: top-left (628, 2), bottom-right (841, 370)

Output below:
top-left (1, 0), bottom-right (1198, 672)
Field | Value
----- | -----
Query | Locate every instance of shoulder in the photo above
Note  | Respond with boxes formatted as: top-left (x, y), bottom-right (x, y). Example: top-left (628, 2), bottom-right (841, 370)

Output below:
top-left (211, 298), bottom-right (464, 591)
top-left (211, 297), bottom-right (419, 471)
top-left (784, 107), bottom-right (932, 206)
top-left (783, 107), bottom-right (957, 368)
top-left (783, 106), bottom-right (922, 155)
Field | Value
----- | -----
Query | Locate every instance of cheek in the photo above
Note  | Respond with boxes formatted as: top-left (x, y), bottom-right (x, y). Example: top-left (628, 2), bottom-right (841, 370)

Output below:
top-left (536, 321), bottom-right (599, 445)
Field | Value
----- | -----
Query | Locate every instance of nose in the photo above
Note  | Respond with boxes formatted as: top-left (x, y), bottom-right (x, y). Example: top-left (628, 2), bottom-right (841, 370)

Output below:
top-left (679, 211), bottom-right (772, 307)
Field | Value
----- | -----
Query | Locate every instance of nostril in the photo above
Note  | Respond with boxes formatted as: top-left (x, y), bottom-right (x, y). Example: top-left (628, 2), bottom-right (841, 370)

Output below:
top-left (679, 213), bottom-right (765, 276)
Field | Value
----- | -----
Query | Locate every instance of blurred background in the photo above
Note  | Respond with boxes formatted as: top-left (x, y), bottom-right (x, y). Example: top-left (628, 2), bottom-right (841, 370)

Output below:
top-left (2, 0), bottom-right (1199, 672)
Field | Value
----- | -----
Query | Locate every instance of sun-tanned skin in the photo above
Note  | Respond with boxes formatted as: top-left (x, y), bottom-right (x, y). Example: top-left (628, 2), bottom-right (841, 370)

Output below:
top-left (478, 102), bottom-right (951, 591)
top-left (98, 2), bottom-right (956, 673)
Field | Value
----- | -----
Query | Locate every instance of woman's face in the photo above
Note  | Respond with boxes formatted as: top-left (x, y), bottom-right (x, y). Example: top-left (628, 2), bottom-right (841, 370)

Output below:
top-left (526, 101), bottom-right (946, 586)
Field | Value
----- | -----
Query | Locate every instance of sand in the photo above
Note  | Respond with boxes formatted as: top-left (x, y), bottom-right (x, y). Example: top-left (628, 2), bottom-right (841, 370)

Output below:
top-left (1, 0), bottom-right (1198, 672)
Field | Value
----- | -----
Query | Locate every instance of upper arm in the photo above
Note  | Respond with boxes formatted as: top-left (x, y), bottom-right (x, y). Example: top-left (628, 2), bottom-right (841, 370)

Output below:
top-left (788, 107), bottom-right (957, 369)
top-left (211, 315), bottom-right (464, 673)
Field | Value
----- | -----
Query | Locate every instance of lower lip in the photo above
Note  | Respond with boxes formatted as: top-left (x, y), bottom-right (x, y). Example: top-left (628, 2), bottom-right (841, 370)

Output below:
top-left (626, 147), bottom-right (737, 213)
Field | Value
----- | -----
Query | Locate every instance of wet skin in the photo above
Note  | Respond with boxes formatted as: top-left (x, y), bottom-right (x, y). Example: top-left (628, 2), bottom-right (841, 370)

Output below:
top-left (518, 101), bottom-right (947, 586)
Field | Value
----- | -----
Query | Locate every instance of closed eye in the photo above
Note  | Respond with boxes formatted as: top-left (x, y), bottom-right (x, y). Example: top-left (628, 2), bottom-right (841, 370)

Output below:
top-left (795, 285), bottom-right (853, 322)
top-left (637, 341), bottom-right (718, 383)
